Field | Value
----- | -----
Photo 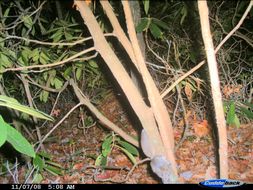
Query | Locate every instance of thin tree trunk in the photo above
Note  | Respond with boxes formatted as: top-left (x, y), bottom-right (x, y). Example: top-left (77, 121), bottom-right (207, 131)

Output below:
top-left (198, 0), bottom-right (228, 179)
top-left (74, 0), bottom-right (166, 156)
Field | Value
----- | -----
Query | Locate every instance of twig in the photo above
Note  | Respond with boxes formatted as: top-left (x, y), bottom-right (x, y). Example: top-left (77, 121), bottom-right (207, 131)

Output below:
top-left (19, 74), bottom-right (44, 149)
top-left (93, 158), bottom-right (150, 183)
top-left (24, 166), bottom-right (37, 184)
top-left (80, 165), bottom-right (130, 172)
top-left (161, 60), bottom-right (205, 98)
top-left (6, 160), bottom-right (19, 183)
top-left (2, 33), bottom-right (114, 46)
top-left (145, 32), bottom-right (172, 71)
top-left (175, 85), bottom-right (190, 150)
top-left (4, 47), bottom-right (96, 72)
top-left (69, 79), bottom-right (139, 147)
top-left (26, 75), bottom-right (68, 93)
top-left (36, 103), bottom-right (82, 152)
top-left (123, 158), bottom-right (150, 183)
top-left (215, 1), bottom-right (253, 51)
top-left (161, 0), bottom-right (253, 99)
top-left (37, 78), bottom-right (68, 130)
top-left (3, 1), bottom-right (46, 31)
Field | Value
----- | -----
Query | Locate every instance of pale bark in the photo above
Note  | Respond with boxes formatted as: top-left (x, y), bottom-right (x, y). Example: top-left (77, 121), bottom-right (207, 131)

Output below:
top-left (198, 0), bottom-right (228, 178)
top-left (122, 1), bottom-right (177, 175)
top-left (74, 0), bottom-right (178, 181)
top-left (74, 0), bottom-right (166, 156)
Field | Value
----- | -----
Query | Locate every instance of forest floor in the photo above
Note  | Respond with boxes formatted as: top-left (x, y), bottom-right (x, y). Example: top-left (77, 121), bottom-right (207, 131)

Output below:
top-left (0, 92), bottom-right (252, 184)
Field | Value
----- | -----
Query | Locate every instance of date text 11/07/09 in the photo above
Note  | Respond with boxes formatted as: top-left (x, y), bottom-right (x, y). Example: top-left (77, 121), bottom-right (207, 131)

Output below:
top-left (11, 184), bottom-right (76, 190)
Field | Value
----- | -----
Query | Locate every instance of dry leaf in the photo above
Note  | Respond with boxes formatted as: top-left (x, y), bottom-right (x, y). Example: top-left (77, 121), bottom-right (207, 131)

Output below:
top-left (193, 120), bottom-right (210, 137)
top-left (184, 82), bottom-right (193, 101)
top-left (222, 84), bottom-right (242, 98)
top-left (73, 162), bottom-right (84, 170)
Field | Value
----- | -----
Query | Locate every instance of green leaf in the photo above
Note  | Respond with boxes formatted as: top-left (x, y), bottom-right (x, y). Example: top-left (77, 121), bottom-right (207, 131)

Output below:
top-left (39, 51), bottom-right (50, 65)
top-left (2, 7), bottom-right (10, 23)
top-left (39, 90), bottom-right (49, 103)
top-left (0, 95), bottom-right (18, 104)
top-left (0, 116), bottom-right (7, 147)
top-left (239, 107), bottom-right (253, 119)
top-left (149, 23), bottom-right (163, 39)
top-left (33, 155), bottom-right (45, 171)
top-left (190, 52), bottom-right (197, 64)
top-left (20, 48), bottom-right (32, 66)
top-left (22, 15), bottom-right (33, 28)
top-left (39, 22), bottom-right (47, 35)
top-left (0, 95), bottom-right (53, 121)
top-left (102, 136), bottom-right (113, 157)
top-left (117, 140), bottom-right (139, 156)
top-left (88, 60), bottom-right (98, 68)
top-left (50, 29), bottom-right (63, 42)
top-left (233, 114), bottom-right (240, 128)
top-left (143, 0), bottom-right (150, 15)
top-left (241, 102), bottom-right (253, 109)
top-left (0, 53), bottom-right (13, 68)
top-left (117, 146), bottom-right (136, 164)
top-left (6, 49), bottom-right (17, 60)
top-left (152, 18), bottom-right (170, 30)
top-left (136, 18), bottom-right (150, 33)
top-left (53, 78), bottom-right (63, 89)
top-left (180, 5), bottom-right (188, 25)
top-left (32, 173), bottom-right (43, 183)
top-left (64, 32), bottom-right (73, 41)
top-left (31, 49), bottom-right (40, 63)
top-left (95, 154), bottom-right (107, 166)
top-left (76, 68), bottom-right (82, 80)
top-left (44, 165), bottom-right (62, 176)
top-left (227, 102), bottom-right (235, 125)
top-left (63, 67), bottom-right (72, 79)
top-left (31, 27), bottom-right (35, 36)
top-left (38, 151), bottom-right (52, 159)
top-left (45, 160), bottom-right (62, 168)
top-left (6, 123), bottom-right (35, 158)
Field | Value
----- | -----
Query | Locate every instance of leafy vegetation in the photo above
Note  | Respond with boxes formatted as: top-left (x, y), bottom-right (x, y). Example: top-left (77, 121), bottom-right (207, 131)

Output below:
top-left (95, 133), bottom-right (139, 167)
top-left (33, 151), bottom-right (63, 183)
top-left (0, 95), bottom-right (53, 158)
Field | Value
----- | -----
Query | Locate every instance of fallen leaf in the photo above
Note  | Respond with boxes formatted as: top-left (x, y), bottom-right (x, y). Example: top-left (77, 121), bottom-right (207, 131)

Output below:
top-left (184, 82), bottom-right (193, 101)
top-left (96, 170), bottom-right (117, 179)
top-left (73, 162), bottom-right (84, 170)
top-left (193, 120), bottom-right (210, 137)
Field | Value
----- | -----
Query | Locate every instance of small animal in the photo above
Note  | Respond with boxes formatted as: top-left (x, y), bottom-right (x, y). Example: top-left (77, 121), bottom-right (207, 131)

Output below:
top-left (141, 129), bottom-right (178, 183)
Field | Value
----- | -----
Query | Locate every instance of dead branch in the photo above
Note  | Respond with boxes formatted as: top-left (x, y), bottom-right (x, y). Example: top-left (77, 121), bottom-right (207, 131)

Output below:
top-left (3, 33), bottom-right (114, 46)
top-left (69, 79), bottom-right (139, 147)
top-left (36, 103), bottom-right (82, 152)
top-left (4, 47), bottom-right (96, 72)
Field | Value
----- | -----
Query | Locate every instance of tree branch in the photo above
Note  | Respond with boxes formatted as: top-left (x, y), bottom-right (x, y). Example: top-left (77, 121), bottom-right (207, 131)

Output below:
top-left (69, 79), bottom-right (139, 147)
